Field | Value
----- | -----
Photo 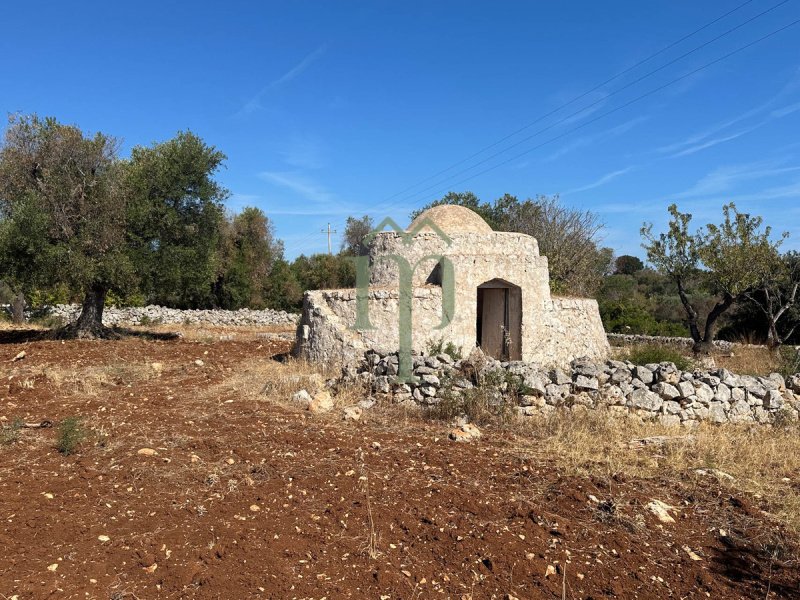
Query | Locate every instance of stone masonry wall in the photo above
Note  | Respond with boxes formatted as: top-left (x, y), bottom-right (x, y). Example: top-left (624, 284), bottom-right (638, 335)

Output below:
top-left (342, 350), bottom-right (800, 427)
top-left (31, 304), bottom-right (298, 327)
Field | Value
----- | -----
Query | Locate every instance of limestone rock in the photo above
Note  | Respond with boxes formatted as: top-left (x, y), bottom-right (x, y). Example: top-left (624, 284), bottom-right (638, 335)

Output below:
top-left (449, 423), bottom-right (482, 443)
top-left (629, 389), bottom-right (663, 412)
top-left (342, 406), bottom-right (363, 421)
top-left (308, 390), bottom-right (334, 414)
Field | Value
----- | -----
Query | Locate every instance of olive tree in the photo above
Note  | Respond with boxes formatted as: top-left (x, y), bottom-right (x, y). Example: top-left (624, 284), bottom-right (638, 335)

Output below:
top-left (642, 203), bottom-right (785, 352)
top-left (0, 115), bottom-right (132, 337)
top-left (0, 115), bottom-right (229, 336)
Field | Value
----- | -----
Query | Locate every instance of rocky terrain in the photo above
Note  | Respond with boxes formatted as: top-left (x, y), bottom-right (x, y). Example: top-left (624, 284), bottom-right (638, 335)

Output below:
top-left (347, 349), bottom-right (800, 426)
top-left (1, 330), bottom-right (799, 598)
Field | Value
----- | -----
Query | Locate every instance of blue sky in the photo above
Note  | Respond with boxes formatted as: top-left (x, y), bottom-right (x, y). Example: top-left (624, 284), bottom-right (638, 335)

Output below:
top-left (2, 1), bottom-right (800, 259)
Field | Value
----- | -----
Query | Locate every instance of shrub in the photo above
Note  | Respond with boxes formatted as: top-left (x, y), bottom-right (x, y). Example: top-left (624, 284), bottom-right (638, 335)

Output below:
top-left (778, 346), bottom-right (800, 379)
top-left (627, 344), bottom-right (694, 371)
top-left (426, 338), bottom-right (463, 361)
top-left (56, 416), bottom-right (85, 455)
top-left (1, 417), bottom-right (23, 445)
top-left (427, 372), bottom-right (515, 425)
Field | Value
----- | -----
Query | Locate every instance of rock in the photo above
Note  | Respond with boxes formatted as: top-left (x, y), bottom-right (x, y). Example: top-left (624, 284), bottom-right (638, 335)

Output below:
top-left (709, 403), bottom-right (727, 424)
top-left (656, 364), bottom-right (680, 385)
top-left (789, 374), bottom-right (800, 394)
top-left (308, 390), bottom-right (334, 414)
top-left (551, 368), bottom-right (571, 385)
top-left (652, 382), bottom-right (680, 400)
top-left (292, 389), bottom-right (313, 405)
top-left (194, 359), bottom-right (204, 366)
top-left (449, 423), bottom-right (482, 443)
top-left (11, 350), bottom-right (26, 362)
top-left (730, 400), bottom-right (750, 417)
top-left (634, 365), bottom-right (654, 385)
top-left (764, 389), bottom-right (784, 410)
top-left (694, 382), bottom-right (714, 405)
top-left (571, 357), bottom-right (599, 378)
top-left (676, 380), bottom-right (695, 398)
top-left (574, 375), bottom-right (599, 391)
top-left (629, 389), bottom-right (663, 412)
top-left (730, 387), bottom-right (746, 403)
top-left (436, 353), bottom-right (454, 365)
top-left (522, 371), bottom-right (549, 395)
top-left (662, 400), bottom-right (681, 415)
top-left (761, 373), bottom-right (785, 391)
top-left (646, 500), bottom-right (676, 523)
top-left (342, 406), bottom-right (363, 421)
top-left (695, 468), bottom-right (735, 481)
top-left (420, 374), bottom-right (440, 387)
top-left (150, 362), bottom-right (164, 373)
top-left (358, 397), bottom-right (377, 410)
top-left (713, 383), bottom-right (731, 403)
top-left (137, 448), bottom-right (158, 456)
top-left (741, 376), bottom-right (767, 398)
top-left (610, 368), bottom-right (632, 384)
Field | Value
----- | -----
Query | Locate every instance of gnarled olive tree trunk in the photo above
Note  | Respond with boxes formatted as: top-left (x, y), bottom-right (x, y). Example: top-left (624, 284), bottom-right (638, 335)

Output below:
top-left (58, 283), bottom-right (118, 339)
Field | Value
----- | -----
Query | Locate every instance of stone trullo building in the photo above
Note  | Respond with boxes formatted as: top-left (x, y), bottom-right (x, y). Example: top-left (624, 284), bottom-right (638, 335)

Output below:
top-left (295, 205), bottom-right (608, 369)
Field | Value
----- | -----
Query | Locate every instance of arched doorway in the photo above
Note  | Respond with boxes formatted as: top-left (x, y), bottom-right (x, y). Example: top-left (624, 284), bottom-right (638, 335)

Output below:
top-left (476, 279), bottom-right (522, 361)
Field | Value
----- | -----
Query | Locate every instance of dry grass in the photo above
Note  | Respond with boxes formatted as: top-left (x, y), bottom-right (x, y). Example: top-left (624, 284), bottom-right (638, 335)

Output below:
top-left (716, 345), bottom-right (795, 377)
top-left (513, 410), bottom-right (800, 535)
top-left (41, 362), bottom-right (159, 396)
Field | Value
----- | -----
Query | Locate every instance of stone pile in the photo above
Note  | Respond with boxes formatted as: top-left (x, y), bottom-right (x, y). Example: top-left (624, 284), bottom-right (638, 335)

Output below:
top-left (346, 350), bottom-right (800, 427)
top-left (607, 333), bottom-right (734, 351)
top-left (39, 304), bottom-right (298, 327)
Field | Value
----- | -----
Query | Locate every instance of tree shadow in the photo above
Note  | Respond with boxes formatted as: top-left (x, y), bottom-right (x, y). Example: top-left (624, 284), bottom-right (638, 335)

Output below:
top-left (709, 534), bottom-right (800, 598)
top-left (0, 327), bottom-right (181, 344)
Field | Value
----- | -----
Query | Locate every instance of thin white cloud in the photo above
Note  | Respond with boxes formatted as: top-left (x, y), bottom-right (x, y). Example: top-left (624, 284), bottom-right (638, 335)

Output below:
top-left (548, 115), bottom-right (648, 161)
top-left (673, 160), bottom-right (800, 199)
top-left (236, 45), bottom-right (327, 117)
top-left (259, 170), bottom-right (334, 203)
top-left (563, 166), bottom-right (635, 195)
top-left (658, 69), bottom-right (800, 158)
top-left (772, 101), bottom-right (800, 118)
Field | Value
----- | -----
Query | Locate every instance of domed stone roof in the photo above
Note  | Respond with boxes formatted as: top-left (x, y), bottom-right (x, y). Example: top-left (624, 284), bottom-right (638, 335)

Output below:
top-left (406, 204), bottom-right (493, 234)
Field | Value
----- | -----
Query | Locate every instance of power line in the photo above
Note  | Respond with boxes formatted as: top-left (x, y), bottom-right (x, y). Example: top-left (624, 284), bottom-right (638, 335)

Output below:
top-left (371, 0), bottom-right (761, 207)
top-left (407, 17), bottom-right (800, 204)
top-left (282, 3), bottom-right (797, 257)
top-left (370, 0), bottom-right (792, 215)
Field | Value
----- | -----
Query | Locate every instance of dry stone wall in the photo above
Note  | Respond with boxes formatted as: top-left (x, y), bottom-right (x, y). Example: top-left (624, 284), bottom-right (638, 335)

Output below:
top-left (37, 304), bottom-right (298, 327)
top-left (342, 350), bottom-right (800, 427)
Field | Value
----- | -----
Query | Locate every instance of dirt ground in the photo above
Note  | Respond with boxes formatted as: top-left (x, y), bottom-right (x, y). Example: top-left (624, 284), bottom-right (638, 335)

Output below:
top-left (1, 328), bottom-right (799, 599)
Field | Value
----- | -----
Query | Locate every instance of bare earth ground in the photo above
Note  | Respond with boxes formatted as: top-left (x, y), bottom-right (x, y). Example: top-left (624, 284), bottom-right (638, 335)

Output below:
top-left (1, 327), bottom-right (799, 599)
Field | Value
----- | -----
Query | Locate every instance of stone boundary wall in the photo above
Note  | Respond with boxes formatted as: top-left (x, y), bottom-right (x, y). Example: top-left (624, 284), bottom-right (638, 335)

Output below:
top-left (342, 351), bottom-right (800, 427)
top-left (607, 333), bottom-right (737, 351)
top-left (8, 304), bottom-right (299, 327)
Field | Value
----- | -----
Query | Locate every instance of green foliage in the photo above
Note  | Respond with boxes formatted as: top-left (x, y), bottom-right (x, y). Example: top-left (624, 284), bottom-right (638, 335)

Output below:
top-left (56, 416), bottom-right (85, 455)
top-left (126, 131), bottom-right (228, 309)
top-left (341, 215), bottom-right (374, 256)
top-left (642, 203), bottom-right (786, 346)
top-left (426, 338), bottom-right (463, 361)
top-left (627, 344), bottom-right (694, 372)
top-left (428, 373), bottom-right (515, 425)
top-left (614, 255), bottom-right (644, 275)
top-left (0, 115), bottom-right (132, 325)
top-left (214, 207), bottom-right (284, 309)
top-left (778, 347), bottom-right (800, 380)
top-left (290, 253), bottom-right (355, 292)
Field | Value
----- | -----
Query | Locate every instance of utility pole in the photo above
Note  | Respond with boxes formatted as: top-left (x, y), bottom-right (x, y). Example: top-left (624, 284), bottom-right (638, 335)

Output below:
top-left (321, 223), bottom-right (337, 255)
